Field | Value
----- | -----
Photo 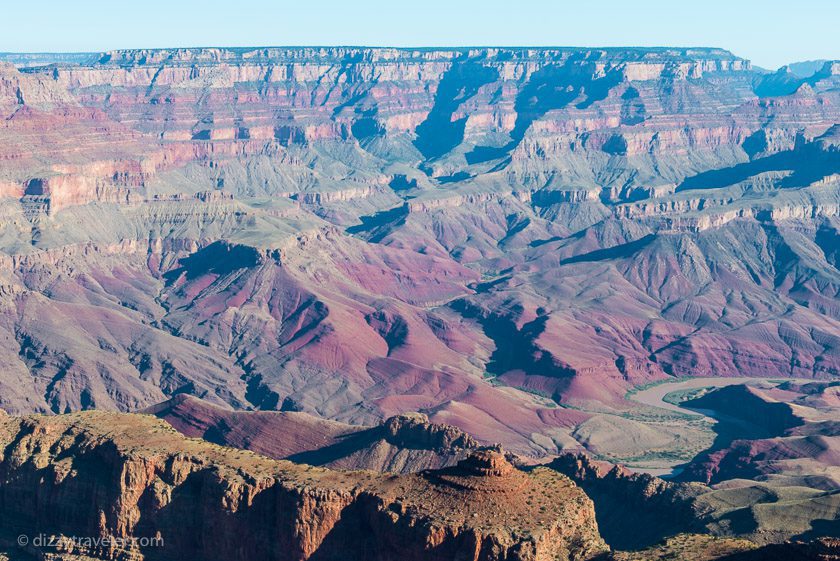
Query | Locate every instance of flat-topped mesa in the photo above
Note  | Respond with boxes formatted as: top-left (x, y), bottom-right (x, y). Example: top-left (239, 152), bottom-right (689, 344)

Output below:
top-left (425, 448), bottom-right (527, 493)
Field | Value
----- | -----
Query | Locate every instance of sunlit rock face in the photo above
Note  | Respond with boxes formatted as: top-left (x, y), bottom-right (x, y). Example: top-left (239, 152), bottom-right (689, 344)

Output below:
top-left (0, 411), bottom-right (609, 561)
top-left (0, 48), bottom-right (837, 458)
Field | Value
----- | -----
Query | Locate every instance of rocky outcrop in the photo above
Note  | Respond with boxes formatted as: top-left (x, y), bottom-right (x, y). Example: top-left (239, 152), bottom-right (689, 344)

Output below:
top-left (146, 396), bottom-right (481, 473)
top-left (382, 412), bottom-right (479, 451)
top-left (0, 411), bottom-right (608, 561)
top-left (549, 454), bottom-right (707, 550)
top-left (0, 62), bottom-right (77, 114)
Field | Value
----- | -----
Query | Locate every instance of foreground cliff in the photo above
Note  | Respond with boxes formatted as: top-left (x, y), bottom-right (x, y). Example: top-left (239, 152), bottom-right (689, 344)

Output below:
top-left (0, 411), bottom-right (607, 561)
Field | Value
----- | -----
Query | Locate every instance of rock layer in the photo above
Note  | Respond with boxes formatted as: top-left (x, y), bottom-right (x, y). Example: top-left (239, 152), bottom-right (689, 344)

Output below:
top-left (0, 47), bottom-right (836, 457)
top-left (0, 411), bottom-right (608, 561)
top-left (146, 395), bottom-right (480, 473)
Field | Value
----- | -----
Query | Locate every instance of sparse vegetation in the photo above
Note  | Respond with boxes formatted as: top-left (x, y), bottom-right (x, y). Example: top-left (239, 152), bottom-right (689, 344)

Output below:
top-left (662, 387), bottom-right (711, 406)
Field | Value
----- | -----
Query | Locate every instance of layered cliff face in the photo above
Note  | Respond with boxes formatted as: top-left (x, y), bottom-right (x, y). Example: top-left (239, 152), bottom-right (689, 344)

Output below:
top-left (0, 408), bottom-right (834, 561)
top-left (0, 411), bottom-right (608, 561)
top-left (0, 47), bottom-right (836, 462)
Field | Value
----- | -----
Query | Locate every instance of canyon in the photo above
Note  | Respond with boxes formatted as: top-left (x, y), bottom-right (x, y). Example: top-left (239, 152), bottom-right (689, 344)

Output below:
top-left (0, 45), bottom-right (837, 559)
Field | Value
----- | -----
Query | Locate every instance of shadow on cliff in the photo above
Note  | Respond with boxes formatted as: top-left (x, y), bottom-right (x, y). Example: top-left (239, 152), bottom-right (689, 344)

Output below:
top-left (285, 429), bottom-right (385, 466)
top-left (559, 234), bottom-right (656, 265)
top-left (345, 204), bottom-right (409, 242)
top-left (676, 140), bottom-right (840, 193)
top-left (466, 58), bottom-right (624, 165)
top-left (672, 385), bottom-right (805, 485)
top-left (413, 59), bottom-right (499, 161)
top-left (449, 299), bottom-right (577, 387)
top-left (794, 517), bottom-right (840, 542)
top-left (548, 454), bottom-right (703, 551)
top-left (138, 469), bottom-right (317, 561)
top-left (140, 472), bottom-right (483, 561)
top-left (305, 495), bottom-right (491, 561)
top-left (163, 241), bottom-right (262, 282)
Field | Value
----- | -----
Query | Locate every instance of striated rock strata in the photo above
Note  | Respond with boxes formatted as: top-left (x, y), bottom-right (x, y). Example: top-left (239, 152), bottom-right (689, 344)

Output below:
top-left (0, 411), bottom-right (608, 561)
top-left (0, 46), bottom-right (837, 458)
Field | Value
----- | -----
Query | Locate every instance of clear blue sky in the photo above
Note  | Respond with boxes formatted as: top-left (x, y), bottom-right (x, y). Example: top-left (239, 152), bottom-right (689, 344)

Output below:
top-left (3, 0), bottom-right (838, 69)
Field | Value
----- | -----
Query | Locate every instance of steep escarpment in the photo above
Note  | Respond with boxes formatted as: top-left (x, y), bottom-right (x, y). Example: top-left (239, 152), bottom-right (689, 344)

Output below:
top-left (8, 47), bottom-right (767, 209)
top-left (0, 411), bottom-right (608, 561)
top-left (549, 454), bottom-right (707, 549)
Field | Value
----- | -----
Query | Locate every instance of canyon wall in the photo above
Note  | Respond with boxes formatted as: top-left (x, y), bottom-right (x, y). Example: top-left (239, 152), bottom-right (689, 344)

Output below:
top-left (0, 411), bottom-right (608, 561)
top-left (0, 47), bottom-right (836, 460)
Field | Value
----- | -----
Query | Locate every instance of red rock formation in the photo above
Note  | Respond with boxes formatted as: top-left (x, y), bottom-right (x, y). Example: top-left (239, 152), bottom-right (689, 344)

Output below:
top-left (145, 395), bottom-right (480, 473)
top-left (0, 411), bottom-right (608, 561)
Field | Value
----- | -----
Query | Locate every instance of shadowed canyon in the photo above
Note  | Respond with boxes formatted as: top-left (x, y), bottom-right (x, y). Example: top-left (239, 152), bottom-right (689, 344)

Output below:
top-left (0, 46), bottom-right (837, 560)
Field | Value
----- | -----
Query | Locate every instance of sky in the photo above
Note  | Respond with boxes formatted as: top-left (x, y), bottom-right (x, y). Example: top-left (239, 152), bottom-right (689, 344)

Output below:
top-left (2, 0), bottom-right (838, 70)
